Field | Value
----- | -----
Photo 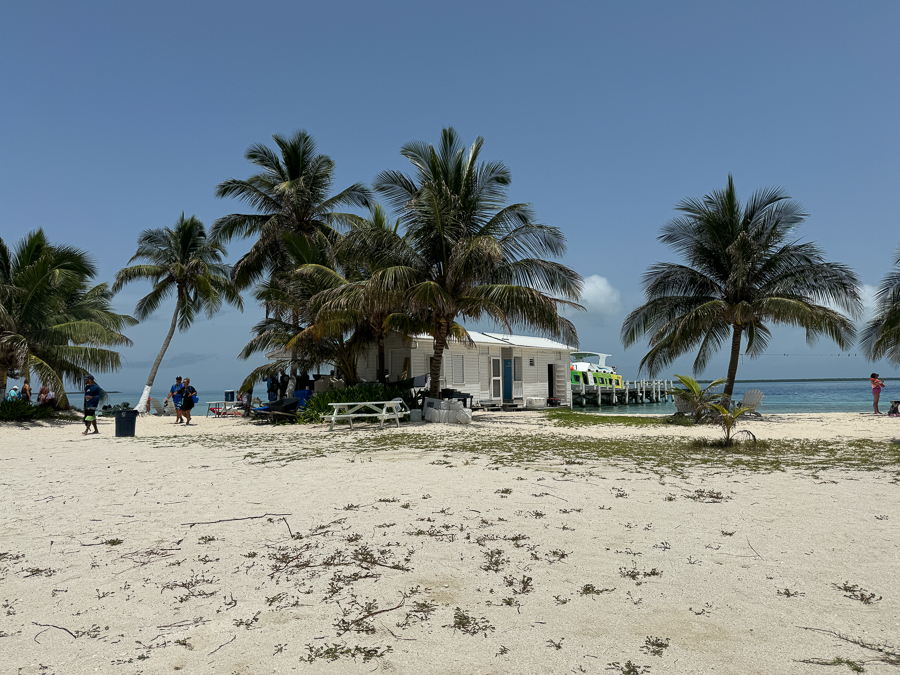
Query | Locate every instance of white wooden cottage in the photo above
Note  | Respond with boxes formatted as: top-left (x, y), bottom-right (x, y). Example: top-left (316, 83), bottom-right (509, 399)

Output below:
top-left (356, 331), bottom-right (574, 408)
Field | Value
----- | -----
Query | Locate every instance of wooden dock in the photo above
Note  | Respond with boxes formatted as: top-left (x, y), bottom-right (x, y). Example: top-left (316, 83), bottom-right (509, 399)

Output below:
top-left (571, 379), bottom-right (672, 407)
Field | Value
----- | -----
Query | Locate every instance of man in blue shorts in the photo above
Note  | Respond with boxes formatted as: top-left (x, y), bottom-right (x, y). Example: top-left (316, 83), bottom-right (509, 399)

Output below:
top-left (165, 376), bottom-right (184, 424)
top-left (83, 375), bottom-right (101, 435)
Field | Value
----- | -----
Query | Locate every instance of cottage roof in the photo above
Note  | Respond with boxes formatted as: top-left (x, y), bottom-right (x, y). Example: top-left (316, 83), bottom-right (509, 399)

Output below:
top-left (415, 331), bottom-right (573, 351)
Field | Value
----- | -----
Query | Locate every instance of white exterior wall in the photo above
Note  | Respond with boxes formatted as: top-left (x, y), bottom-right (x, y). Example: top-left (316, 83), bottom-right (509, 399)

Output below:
top-left (356, 333), bottom-right (412, 382)
top-left (353, 334), bottom-right (573, 407)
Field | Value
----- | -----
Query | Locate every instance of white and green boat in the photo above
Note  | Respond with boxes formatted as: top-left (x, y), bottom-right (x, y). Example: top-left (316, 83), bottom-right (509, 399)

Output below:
top-left (569, 352), bottom-right (623, 406)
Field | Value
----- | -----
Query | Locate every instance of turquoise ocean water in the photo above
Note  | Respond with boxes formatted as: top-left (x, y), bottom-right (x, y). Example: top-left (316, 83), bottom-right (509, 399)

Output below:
top-left (78, 379), bottom-right (885, 415)
top-left (584, 379), bottom-right (887, 415)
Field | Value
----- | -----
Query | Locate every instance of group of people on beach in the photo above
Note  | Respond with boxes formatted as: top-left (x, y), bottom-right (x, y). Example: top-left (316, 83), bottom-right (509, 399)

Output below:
top-left (5, 379), bottom-right (56, 405)
top-left (163, 375), bottom-right (198, 425)
top-left (79, 374), bottom-right (198, 435)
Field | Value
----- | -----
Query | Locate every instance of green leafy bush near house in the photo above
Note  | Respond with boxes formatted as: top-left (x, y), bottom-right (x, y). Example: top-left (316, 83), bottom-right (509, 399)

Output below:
top-left (296, 384), bottom-right (416, 424)
top-left (0, 399), bottom-right (55, 422)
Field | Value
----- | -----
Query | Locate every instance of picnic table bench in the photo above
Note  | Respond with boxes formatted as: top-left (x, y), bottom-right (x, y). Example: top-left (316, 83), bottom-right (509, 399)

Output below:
top-left (328, 400), bottom-right (409, 430)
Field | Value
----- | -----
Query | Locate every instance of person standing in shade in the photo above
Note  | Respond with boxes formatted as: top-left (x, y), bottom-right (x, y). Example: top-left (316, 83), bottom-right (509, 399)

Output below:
top-left (165, 376), bottom-right (184, 424)
top-left (21, 379), bottom-right (32, 402)
top-left (870, 373), bottom-right (886, 415)
top-left (83, 375), bottom-right (102, 435)
top-left (178, 377), bottom-right (197, 425)
top-left (279, 371), bottom-right (290, 398)
top-left (37, 384), bottom-right (50, 403)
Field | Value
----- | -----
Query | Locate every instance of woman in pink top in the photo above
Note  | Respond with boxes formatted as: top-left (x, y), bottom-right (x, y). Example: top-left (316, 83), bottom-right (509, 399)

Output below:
top-left (870, 373), bottom-right (885, 414)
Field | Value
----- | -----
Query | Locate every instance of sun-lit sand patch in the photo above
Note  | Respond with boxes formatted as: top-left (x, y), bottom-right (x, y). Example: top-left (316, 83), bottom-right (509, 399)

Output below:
top-left (2, 412), bottom-right (898, 674)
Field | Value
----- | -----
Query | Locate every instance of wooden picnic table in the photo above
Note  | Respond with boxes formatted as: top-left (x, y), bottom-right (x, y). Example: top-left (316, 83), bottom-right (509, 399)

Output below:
top-left (327, 400), bottom-right (408, 431)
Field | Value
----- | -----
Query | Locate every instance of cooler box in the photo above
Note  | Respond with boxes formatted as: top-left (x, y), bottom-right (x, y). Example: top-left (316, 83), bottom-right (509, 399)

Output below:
top-left (294, 389), bottom-right (312, 408)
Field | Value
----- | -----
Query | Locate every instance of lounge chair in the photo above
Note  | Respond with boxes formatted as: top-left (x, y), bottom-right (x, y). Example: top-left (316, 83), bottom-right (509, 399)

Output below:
top-left (251, 397), bottom-right (300, 424)
top-left (148, 398), bottom-right (169, 415)
top-left (673, 396), bottom-right (694, 417)
top-left (735, 390), bottom-right (764, 417)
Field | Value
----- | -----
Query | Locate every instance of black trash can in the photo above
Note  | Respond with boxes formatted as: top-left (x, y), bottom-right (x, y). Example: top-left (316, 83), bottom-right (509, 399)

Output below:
top-left (115, 409), bottom-right (139, 437)
top-left (224, 390), bottom-right (235, 402)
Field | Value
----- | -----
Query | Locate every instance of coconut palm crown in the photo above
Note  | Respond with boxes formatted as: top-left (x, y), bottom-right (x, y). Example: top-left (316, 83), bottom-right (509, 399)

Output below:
top-left (210, 130), bottom-right (371, 290)
top-left (860, 247), bottom-right (900, 364)
top-left (0, 230), bottom-right (135, 404)
top-left (621, 175), bottom-right (862, 399)
top-left (373, 127), bottom-right (583, 398)
top-left (113, 214), bottom-right (242, 412)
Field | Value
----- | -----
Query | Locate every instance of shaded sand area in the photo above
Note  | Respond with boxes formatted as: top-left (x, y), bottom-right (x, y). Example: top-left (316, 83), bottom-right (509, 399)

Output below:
top-left (1, 412), bottom-right (899, 674)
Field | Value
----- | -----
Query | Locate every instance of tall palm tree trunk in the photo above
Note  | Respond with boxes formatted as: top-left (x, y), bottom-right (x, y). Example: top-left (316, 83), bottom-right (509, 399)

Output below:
top-left (0, 368), bottom-right (8, 401)
top-left (136, 297), bottom-right (181, 414)
top-left (290, 309), bottom-right (299, 394)
top-left (429, 325), bottom-right (448, 398)
top-left (377, 333), bottom-right (387, 384)
top-left (723, 324), bottom-right (744, 402)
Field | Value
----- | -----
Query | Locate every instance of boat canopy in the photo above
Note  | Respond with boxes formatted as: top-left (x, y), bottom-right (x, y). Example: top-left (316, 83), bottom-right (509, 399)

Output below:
top-left (570, 352), bottom-right (610, 365)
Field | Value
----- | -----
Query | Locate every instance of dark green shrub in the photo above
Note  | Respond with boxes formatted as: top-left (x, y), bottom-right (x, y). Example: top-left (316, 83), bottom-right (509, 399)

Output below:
top-left (296, 384), bottom-right (416, 424)
top-left (0, 399), bottom-right (55, 422)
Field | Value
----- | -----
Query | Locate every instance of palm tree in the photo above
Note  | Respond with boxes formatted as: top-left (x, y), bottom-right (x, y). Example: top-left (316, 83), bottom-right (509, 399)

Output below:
top-left (374, 128), bottom-right (583, 398)
top-left (113, 215), bottom-right (242, 413)
top-left (0, 230), bottom-right (135, 404)
top-left (237, 231), bottom-right (366, 388)
top-left (210, 129), bottom-right (371, 290)
top-left (860, 248), bottom-right (900, 364)
top-left (314, 204), bottom-right (414, 383)
top-left (621, 175), bottom-right (861, 400)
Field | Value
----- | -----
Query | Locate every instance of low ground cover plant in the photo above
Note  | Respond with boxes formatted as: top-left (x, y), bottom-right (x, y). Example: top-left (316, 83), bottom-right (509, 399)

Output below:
top-left (0, 399), bottom-right (55, 422)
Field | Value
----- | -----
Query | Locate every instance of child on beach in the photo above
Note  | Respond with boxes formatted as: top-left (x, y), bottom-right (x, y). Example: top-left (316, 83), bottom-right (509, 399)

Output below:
top-left (870, 373), bottom-right (885, 415)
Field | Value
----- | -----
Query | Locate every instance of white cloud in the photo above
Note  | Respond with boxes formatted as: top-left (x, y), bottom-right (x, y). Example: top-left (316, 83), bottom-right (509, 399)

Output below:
top-left (822, 283), bottom-right (879, 321)
top-left (578, 274), bottom-right (622, 316)
top-left (861, 283), bottom-right (879, 319)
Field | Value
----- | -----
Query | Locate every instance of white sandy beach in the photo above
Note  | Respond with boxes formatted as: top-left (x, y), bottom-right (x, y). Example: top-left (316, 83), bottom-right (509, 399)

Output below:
top-left (1, 411), bottom-right (898, 674)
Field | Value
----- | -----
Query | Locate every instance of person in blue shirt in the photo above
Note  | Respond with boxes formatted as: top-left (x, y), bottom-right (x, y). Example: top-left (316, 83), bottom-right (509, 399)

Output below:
top-left (5, 385), bottom-right (19, 400)
top-left (165, 376), bottom-right (184, 424)
top-left (177, 377), bottom-right (197, 425)
top-left (83, 375), bottom-right (102, 435)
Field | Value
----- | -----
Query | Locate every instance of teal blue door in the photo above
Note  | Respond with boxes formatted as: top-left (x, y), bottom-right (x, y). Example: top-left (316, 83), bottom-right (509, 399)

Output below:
top-left (503, 359), bottom-right (513, 400)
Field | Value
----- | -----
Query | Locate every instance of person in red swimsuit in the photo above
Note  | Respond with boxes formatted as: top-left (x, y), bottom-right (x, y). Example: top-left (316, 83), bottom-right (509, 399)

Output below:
top-left (870, 373), bottom-right (885, 415)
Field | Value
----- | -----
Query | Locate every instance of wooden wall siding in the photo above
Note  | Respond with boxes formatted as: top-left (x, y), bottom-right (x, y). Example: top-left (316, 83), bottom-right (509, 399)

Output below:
top-left (346, 336), bottom-right (573, 407)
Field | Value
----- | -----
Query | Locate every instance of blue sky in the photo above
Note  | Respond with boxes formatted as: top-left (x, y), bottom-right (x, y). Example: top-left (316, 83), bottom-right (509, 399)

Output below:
top-left (2, 1), bottom-right (898, 392)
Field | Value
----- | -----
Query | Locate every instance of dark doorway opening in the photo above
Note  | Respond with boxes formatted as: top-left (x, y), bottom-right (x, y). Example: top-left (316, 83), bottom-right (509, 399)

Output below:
top-left (548, 364), bottom-right (555, 398)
